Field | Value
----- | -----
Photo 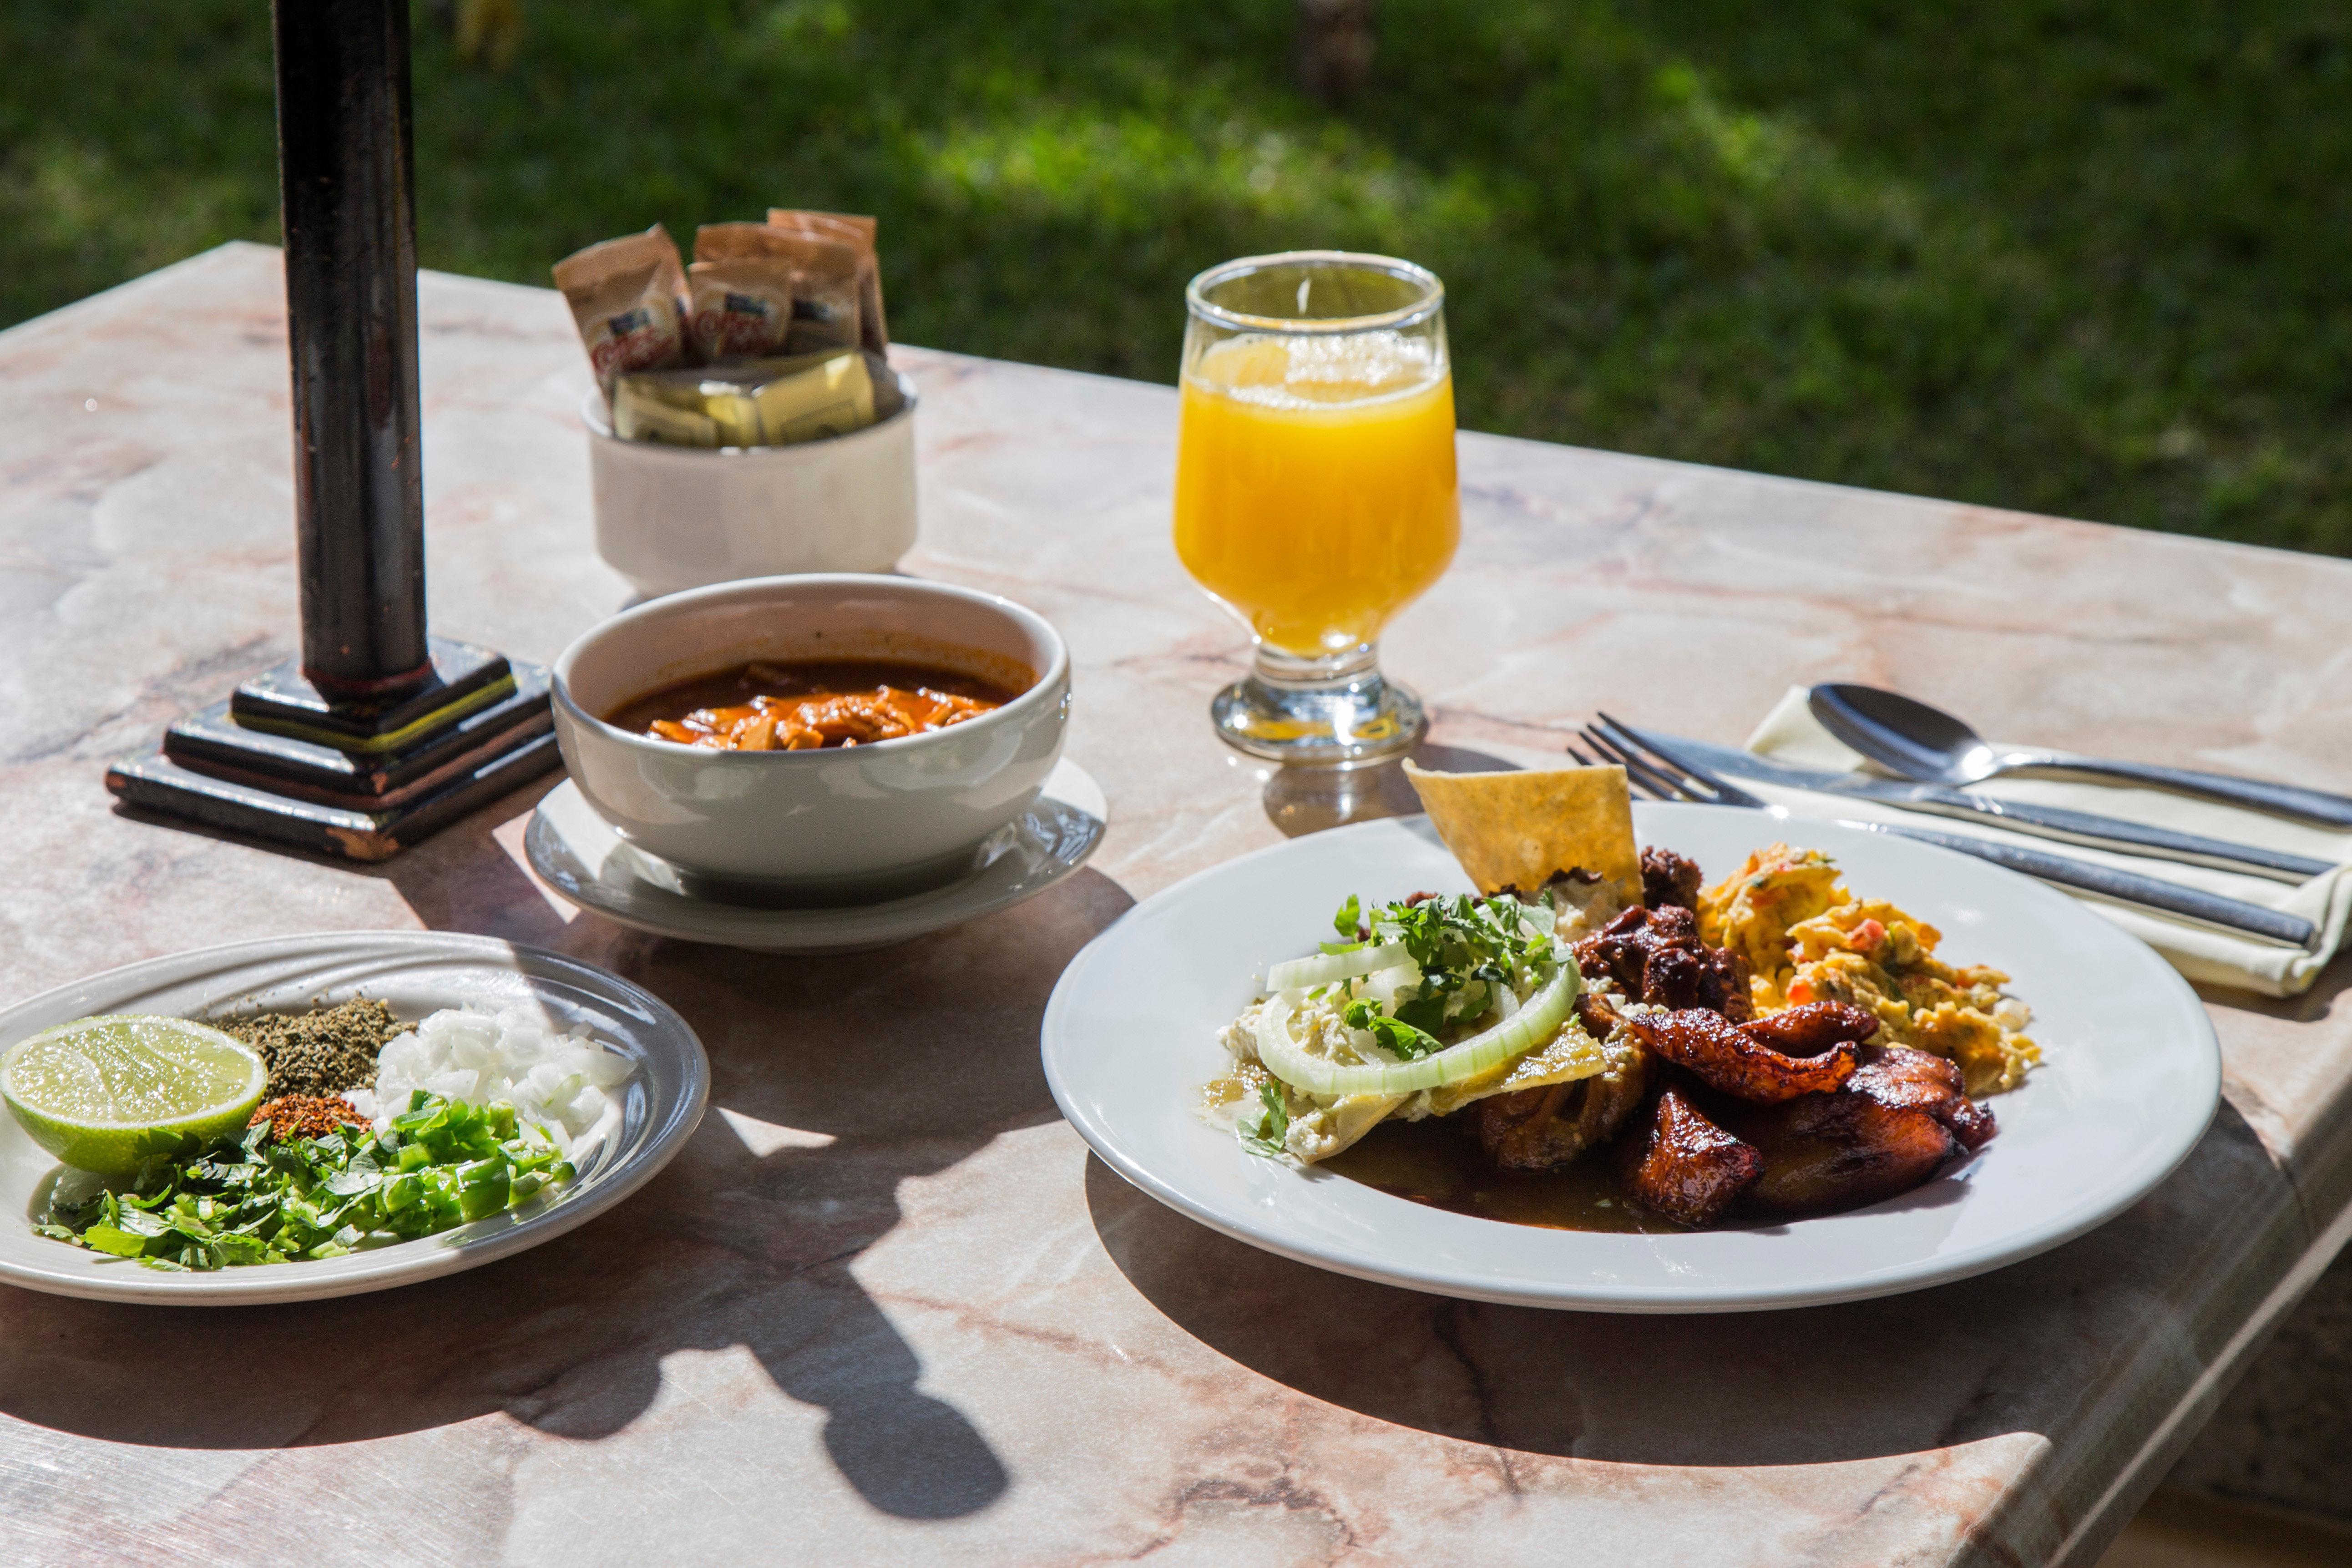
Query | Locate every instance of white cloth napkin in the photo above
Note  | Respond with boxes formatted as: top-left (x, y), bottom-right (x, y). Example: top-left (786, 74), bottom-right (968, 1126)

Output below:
top-left (1740, 688), bottom-right (2352, 997)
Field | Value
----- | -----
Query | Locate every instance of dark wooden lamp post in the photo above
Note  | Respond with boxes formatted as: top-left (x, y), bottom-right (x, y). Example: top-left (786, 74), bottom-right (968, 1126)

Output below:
top-left (107, 0), bottom-right (557, 860)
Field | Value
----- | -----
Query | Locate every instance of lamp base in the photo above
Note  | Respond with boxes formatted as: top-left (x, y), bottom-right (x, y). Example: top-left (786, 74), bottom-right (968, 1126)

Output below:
top-left (105, 637), bottom-right (561, 862)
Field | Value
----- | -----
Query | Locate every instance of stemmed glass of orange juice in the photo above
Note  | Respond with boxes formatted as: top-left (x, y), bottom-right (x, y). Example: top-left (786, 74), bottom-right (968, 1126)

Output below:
top-left (1173, 251), bottom-right (1459, 763)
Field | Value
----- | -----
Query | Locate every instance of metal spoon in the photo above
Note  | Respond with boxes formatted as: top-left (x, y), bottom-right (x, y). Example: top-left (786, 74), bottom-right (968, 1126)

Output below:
top-left (1809, 684), bottom-right (2352, 830)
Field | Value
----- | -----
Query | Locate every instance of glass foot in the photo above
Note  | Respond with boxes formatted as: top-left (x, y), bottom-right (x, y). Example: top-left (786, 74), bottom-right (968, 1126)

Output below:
top-left (1209, 642), bottom-right (1426, 764)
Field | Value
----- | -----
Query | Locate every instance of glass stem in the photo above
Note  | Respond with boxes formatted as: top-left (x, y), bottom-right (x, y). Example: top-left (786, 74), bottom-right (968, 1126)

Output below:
top-left (1209, 637), bottom-right (1425, 763)
top-left (1251, 640), bottom-right (1381, 692)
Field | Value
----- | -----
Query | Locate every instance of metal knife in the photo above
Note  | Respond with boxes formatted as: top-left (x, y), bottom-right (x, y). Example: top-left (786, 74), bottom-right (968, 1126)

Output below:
top-left (1617, 724), bottom-right (2321, 948)
top-left (1632, 728), bottom-right (2333, 883)
top-left (1829, 819), bottom-right (2318, 948)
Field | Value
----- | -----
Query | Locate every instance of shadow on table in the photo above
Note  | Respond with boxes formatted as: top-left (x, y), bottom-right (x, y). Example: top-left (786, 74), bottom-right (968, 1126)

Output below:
top-left (102, 769), bottom-right (582, 950)
top-left (0, 865), bottom-right (1136, 1523)
top-left (2196, 948), bottom-right (2352, 1238)
top-left (1087, 1093), bottom-right (2298, 1468)
top-left (1262, 741), bottom-right (1520, 839)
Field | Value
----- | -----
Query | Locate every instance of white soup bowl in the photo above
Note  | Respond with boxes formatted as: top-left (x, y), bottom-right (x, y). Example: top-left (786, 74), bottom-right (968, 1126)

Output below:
top-left (551, 575), bottom-right (1069, 898)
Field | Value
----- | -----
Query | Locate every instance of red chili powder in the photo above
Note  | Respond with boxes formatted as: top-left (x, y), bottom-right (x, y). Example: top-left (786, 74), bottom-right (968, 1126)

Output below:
top-left (248, 1095), bottom-right (368, 1142)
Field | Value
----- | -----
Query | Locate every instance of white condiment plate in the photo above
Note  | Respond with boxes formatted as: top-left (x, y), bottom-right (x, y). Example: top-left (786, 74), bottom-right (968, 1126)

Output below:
top-left (0, 932), bottom-right (708, 1305)
top-left (525, 758), bottom-right (1108, 953)
top-left (1042, 802), bottom-right (2222, 1313)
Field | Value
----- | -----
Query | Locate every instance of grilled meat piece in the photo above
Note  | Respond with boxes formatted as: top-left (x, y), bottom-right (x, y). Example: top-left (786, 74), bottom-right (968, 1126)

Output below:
top-left (1619, 1088), bottom-right (1763, 1226)
top-left (1640, 846), bottom-right (1704, 912)
top-left (1623, 1002), bottom-right (1874, 1103)
top-left (1741, 1002), bottom-right (1889, 1059)
top-left (1470, 1052), bottom-right (1650, 1171)
top-left (1574, 906), bottom-right (1754, 1019)
top-left (1735, 1094), bottom-right (1955, 1217)
top-left (1846, 1044), bottom-right (1998, 1151)
top-left (1716, 1045), bottom-right (1995, 1218)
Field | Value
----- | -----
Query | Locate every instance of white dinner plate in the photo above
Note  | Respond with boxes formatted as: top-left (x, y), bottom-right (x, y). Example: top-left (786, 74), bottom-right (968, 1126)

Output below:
top-left (525, 758), bottom-right (1107, 953)
top-left (1042, 803), bottom-right (2222, 1313)
top-left (0, 931), bottom-right (708, 1305)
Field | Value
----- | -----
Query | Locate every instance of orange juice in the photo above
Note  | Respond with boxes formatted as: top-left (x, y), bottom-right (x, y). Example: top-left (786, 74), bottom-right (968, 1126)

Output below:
top-left (1173, 330), bottom-right (1459, 656)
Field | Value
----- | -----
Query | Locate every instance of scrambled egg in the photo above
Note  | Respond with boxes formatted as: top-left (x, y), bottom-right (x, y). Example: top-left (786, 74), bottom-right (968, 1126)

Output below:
top-left (1696, 844), bottom-right (2039, 1096)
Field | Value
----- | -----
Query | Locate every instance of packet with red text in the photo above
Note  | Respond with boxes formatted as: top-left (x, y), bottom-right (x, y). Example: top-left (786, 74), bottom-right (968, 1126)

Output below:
top-left (696, 223), bottom-right (862, 357)
top-left (551, 225), bottom-right (694, 397)
top-left (686, 257), bottom-right (796, 363)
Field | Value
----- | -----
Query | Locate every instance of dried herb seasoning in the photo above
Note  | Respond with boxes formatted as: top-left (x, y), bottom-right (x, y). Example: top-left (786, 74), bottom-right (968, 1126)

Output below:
top-left (217, 998), bottom-right (402, 1099)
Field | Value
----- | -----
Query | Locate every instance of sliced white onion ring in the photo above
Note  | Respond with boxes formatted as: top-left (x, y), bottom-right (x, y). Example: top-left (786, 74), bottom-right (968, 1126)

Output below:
top-left (1265, 942), bottom-right (1415, 994)
top-left (1254, 963), bottom-right (1580, 1098)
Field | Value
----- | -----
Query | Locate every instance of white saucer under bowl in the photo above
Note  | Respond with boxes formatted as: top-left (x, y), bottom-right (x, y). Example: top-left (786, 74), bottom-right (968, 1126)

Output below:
top-left (526, 758), bottom-right (1107, 953)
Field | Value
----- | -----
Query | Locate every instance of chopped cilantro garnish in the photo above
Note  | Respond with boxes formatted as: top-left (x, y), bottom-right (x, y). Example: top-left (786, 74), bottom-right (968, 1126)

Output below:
top-left (1321, 889), bottom-right (1558, 1052)
top-left (34, 1093), bottom-right (575, 1271)
top-left (1343, 999), bottom-right (1445, 1060)
top-left (1378, 892), bottom-right (1553, 1015)
top-left (1237, 1081), bottom-right (1290, 1158)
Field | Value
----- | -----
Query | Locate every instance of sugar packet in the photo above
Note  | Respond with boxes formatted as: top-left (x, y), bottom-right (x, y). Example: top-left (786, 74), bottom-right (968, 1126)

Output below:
top-left (687, 257), bottom-right (797, 363)
top-left (551, 225), bottom-right (694, 396)
top-left (695, 223), bottom-right (861, 357)
top-left (767, 208), bottom-right (889, 355)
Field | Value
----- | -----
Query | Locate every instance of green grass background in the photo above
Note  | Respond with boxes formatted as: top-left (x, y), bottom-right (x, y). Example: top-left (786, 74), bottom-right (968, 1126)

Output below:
top-left (6, 2), bottom-right (2349, 553)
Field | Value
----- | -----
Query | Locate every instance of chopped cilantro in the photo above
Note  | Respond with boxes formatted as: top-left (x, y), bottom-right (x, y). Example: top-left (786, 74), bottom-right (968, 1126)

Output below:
top-left (1375, 892), bottom-right (1553, 1019)
top-left (34, 1093), bottom-right (575, 1271)
top-left (1237, 1081), bottom-right (1290, 1158)
top-left (1343, 999), bottom-right (1445, 1060)
top-left (1321, 889), bottom-right (1560, 1054)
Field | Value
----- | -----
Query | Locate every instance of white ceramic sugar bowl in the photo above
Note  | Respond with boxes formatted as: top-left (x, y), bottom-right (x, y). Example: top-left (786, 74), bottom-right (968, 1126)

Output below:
top-left (580, 366), bottom-right (918, 598)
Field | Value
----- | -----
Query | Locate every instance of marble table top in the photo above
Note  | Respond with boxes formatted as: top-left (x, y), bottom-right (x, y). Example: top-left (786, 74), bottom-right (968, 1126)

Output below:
top-left (0, 242), bottom-right (2348, 1568)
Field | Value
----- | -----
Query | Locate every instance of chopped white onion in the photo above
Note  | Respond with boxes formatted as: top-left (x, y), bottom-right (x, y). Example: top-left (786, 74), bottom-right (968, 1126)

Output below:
top-left (372, 1006), bottom-right (634, 1162)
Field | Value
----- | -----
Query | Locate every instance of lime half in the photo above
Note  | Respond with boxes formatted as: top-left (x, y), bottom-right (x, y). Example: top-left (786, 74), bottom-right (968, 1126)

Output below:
top-left (2, 1015), bottom-right (267, 1179)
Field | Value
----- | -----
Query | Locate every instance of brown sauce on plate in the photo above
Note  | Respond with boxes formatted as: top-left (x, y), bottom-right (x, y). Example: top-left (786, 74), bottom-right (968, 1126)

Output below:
top-left (607, 658), bottom-right (1029, 751)
top-left (1324, 1117), bottom-right (1689, 1234)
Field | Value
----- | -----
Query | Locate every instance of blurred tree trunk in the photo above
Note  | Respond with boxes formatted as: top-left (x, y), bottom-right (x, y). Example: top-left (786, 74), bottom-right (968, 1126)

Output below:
top-left (1298, 0), bottom-right (1374, 103)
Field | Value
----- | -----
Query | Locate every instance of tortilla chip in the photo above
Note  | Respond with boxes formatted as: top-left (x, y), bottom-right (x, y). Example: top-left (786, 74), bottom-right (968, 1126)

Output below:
top-left (1402, 761), bottom-right (1641, 906)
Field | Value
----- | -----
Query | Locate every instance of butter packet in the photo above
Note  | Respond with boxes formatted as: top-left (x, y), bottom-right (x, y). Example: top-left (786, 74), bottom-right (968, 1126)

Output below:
top-left (611, 392), bottom-right (723, 448)
top-left (687, 258), bottom-right (796, 364)
top-left (695, 224), bottom-right (861, 357)
top-left (612, 349), bottom-right (877, 449)
top-left (551, 225), bottom-right (694, 396)
top-left (767, 208), bottom-right (889, 355)
top-left (753, 348), bottom-right (876, 442)
top-left (612, 368), bottom-right (761, 448)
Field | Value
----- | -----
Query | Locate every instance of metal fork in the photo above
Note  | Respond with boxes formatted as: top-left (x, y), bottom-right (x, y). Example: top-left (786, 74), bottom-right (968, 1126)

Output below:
top-left (1573, 714), bottom-right (2318, 948)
